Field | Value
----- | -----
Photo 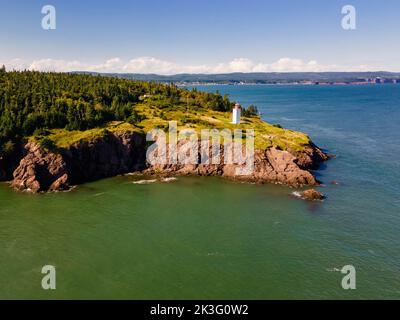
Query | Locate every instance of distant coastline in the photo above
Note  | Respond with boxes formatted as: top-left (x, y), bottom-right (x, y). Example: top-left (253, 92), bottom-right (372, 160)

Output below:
top-left (177, 81), bottom-right (399, 87)
top-left (74, 71), bottom-right (400, 86)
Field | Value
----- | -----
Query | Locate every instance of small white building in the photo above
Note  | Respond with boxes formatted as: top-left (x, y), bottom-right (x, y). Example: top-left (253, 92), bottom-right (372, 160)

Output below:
top-left (232, 103), bottom-right (241, 124)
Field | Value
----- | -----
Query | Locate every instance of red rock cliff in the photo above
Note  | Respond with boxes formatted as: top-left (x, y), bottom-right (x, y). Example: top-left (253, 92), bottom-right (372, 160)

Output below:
top-left (8, 132), bottom-right (328, 192)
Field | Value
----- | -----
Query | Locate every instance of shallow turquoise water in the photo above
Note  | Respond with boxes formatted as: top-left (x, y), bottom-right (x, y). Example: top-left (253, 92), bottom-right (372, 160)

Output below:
top-left (1, 85), bottom-right (399, 299)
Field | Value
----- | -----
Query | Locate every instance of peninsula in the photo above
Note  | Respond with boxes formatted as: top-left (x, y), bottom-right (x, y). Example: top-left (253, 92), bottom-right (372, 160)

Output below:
top-left (0, 70), bottom-right (328, 192)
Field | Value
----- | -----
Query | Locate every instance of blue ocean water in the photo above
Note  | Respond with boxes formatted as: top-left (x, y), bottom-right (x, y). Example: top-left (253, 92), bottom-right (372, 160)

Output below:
top-left (0, 84), bottom-right (399, 299)
top-left (194, 84), bottom-right (400, 296)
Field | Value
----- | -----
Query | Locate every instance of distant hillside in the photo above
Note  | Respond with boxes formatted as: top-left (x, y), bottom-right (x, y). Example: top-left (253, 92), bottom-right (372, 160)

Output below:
top-left (74, 71), bottom-right (400, 84)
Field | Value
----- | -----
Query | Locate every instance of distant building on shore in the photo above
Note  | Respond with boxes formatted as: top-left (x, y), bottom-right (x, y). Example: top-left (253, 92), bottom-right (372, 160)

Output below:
top-left (232, 103), bottom-right (241, 124)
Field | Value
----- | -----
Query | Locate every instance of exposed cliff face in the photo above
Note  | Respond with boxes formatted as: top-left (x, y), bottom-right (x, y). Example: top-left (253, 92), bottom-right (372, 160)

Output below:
top-left (63, 132), bottom-right (146, 185)
top-left (11, 132), bottom-right (146, 192)
top-left (12, 142), bottom-right (69, 192)
top-left (145, 145), bottom-right (321, 186)
top-left (5, 131), bottom-right (328, 193)
top-left (293, 142), bottom-right (329, 170)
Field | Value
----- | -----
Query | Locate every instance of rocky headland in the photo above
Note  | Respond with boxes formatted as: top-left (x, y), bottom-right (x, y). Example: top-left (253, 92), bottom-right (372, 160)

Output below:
top-left (4, 130), bottom-right (329, 193)
top-left (0, 71), bottom-right (330, 193)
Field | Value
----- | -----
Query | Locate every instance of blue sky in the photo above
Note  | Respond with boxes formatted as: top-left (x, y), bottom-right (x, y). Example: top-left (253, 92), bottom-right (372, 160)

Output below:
top-left (1, 0), bottom-right (399, 73)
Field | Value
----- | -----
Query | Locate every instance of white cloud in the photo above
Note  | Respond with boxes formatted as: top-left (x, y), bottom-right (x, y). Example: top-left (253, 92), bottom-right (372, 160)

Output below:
top-left (92, 57), bottom-right (123, 72)
top-left (28, 59), bottom-right (85, 72)
top-left (0, 56), bottom-right (384, 74)
top-left (213, 58), bottom-right (255, 73)
top-left (123, 57), bottom-right (180, 74)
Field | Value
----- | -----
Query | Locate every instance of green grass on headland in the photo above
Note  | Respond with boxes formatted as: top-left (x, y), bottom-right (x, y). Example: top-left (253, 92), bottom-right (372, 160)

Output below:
top-left (31, 103), bottom-right (310, 152)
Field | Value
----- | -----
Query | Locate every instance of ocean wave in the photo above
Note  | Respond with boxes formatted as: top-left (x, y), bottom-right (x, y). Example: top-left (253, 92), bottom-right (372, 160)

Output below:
top-left (125, 172), bottom-right (139, 176)
top-left (326, 267), bottom-right (341, 272)
top-left (281, 117), bottom-right (304, 121)
top-left (132, 179), bottom-right (157, 184)
top-left (61, 185), bottom-right (77, 193)
top-left (93, 192), bottom-right (105, 197)
top-left (292, 191), bottom-right (302, 198)
top-left (161, 177), bottom-right (178, 183)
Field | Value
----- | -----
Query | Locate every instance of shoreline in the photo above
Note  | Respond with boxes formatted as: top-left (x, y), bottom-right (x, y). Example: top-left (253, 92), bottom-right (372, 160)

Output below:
top-left (178, 82), bottom-right (399, 87)
top-left (7, 131), bottom-right (329, 193)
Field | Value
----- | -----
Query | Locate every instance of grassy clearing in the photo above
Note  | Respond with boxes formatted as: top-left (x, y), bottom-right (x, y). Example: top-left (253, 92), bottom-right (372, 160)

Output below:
top-left (30, 122), bottom-right (141, 149)
top-left (30, 103), bottom-right (311, 152)
top-left (134, 104), bottom-right (310, 151)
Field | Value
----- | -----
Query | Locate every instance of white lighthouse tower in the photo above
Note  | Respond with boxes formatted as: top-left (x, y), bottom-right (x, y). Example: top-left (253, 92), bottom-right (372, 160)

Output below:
top-left (232, 103), bottom-right (241, 124)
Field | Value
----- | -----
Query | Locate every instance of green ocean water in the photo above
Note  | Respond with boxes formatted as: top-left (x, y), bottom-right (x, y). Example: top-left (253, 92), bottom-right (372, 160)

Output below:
top-left (1, 85), bottom-right (399, 299)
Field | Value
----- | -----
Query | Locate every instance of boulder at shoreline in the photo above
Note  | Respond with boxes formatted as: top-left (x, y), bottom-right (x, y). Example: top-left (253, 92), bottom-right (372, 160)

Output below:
top-left (300, 189), bottom-right (325, 201)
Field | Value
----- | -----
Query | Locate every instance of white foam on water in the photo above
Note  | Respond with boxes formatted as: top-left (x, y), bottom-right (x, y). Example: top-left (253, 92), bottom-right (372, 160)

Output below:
top-left (161, 177), bottom-right (177, 183)
top-left (94, 192), bottom-right (105, 197)
top-left (292, 191), bottom-right (302, 198)
top-left (133, 179), bottom-right (157, 184)
top-left (125, 172), bottom-right (137, 176)
top-left (326, 267), bottom-right (341, 272)
top-left (61, 185), bottom-right (77, 193)
top-left (281, 117), bottom-right (304, 121)
top-left (206, 252), bottom-right (224, 257)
